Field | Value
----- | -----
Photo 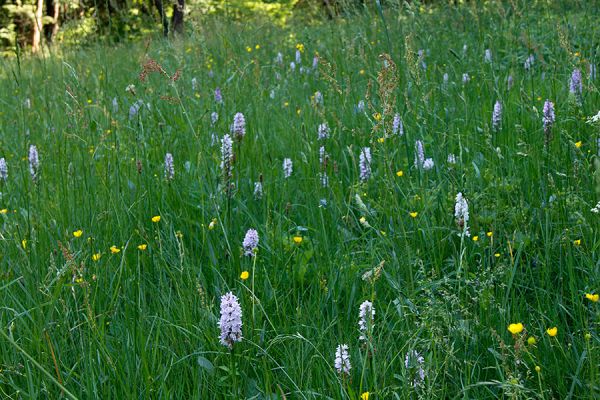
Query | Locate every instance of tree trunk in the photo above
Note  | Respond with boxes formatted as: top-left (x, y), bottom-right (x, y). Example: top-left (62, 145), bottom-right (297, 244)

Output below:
top-left (32, 0), bottom-right (44, 53)
top-left (44, 0), bottom-right (60, 43)
top-left (171, 0), bottom-right (184, 35)
top-left (153, 0), bottom-right (168, 37)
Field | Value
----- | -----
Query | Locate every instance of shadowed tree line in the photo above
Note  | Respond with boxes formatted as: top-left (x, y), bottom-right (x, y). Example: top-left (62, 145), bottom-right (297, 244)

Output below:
top-left (0, 0), bottom-right (397, 53)
top-left (0, 0), bottom-right (189, 53)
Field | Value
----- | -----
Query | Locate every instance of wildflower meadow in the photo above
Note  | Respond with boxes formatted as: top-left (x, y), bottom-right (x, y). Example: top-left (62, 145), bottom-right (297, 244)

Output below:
top-left (1, 1), bottom-right (600, 398)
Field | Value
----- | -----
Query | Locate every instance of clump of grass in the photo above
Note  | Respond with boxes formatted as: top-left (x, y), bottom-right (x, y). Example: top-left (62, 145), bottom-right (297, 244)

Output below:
top-left (0, 1), bottom-right (599, 398)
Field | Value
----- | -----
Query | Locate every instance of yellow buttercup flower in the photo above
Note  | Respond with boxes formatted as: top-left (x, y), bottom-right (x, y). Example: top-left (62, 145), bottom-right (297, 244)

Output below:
top-left (361, 392), bottom-right (369, 400)
top-left (240, 271), bottom-right (249, 280)
top-left (494, 253), bottom-right (500, 258)
top-left (377, 137), bottom-right (385, 143)
top-left (527, 336), bottom-right (537, 345)
top-left (293, 236), bottom-right (303, 244)
top-left (110, 245), bottom-right (121, 254)
top-left (152, 215), bottom-right (161, 223)
top-left (573, 239), bottom-right (581, 246)
top-left (92, 253), bottom-right (102, 262)
top-left (21, 239), bottom-right (27, 249)
top-left (575, 141), bottom-right (582, 148)
top-left (507, 323), bottom-right (524, 335)
top-left (585, 293), bottom-right (599, 302)
top-left (246, 46), bottom-right (252, 53)
top-left (0, 209), bottom-right (8, 214)
top-left (359, 69), bottom-right (365, 75)
top-left (255, 44), bottom-right (260, 50)
top-left (373, 112), bottom-right (382, 121)
top-left (486, 231), bottom-right (493, 237)
top-left (472, 236), bottom-right (479, 242)
top-left (409, 212), bottom-right (418, 218)
top-left (137, 244), bottom-right (147, 251)
top-left (546, 327), bottom-right (558, 337)
top-left (396, 170), bottom-right (403, 177)
top-left (296, 43), bottom-right (304, 53)
top-left (585, 332), bottom-right (592, 340)
top-left (73, 230), bottom-right (83, 238)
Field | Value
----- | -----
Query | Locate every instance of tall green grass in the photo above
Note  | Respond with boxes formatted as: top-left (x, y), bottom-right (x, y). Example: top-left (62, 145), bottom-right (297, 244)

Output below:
top-left (0, 1), bottom-right (599, 398)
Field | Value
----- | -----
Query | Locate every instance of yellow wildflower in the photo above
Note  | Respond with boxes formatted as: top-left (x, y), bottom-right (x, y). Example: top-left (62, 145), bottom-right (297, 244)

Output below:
top-left (110, 245), bottom-right (121, 254)
top-left (73, 230), bottom-right (83, 238)
top-left (92, 253), bottom-right (102, 262)
top-left (137, 244), bottom-right (147, 251)
top-left (21, 239), bottom-right (27, 249)
top-left (0, 209), bottom-right (8, 214)
top-left (546, 327), bottom-right (558, 337)
top-left (293, 236), bottom-right (303, 244)
top-left (585, 293), bottom-right (599, 302)
top-left (486, 231), bottom-right (493, 237)
top-left (535, 365), bottom-right (541, 373)
top-left (152, 215), bottom-right (161, 223)
top-left (507, 323), bottom-right (524, 335)
top-left (240, 271), bottom-right (249, 280)
top-left (573, 239), bottom-right (581, 246)
top-left (208, 218), bottom-right (217, 230)
top-left (396, 170), bottom-right (403, 177)
top-left (377, 137), bottom-right (385, 143)
top-left (296, 43), bottom-right (304, 53)
top-left (246, 46), bottom-right (252, 53)
top-left (409, 212), bottom-right (418, 218)
top-left (472, 236), bottom-right (479, 242)
top-left (373, 112), bottom-right (382, 121)
top-left (361, 393), bottom-right (369, 400)
top-left (575, 141), bottom-right (582, 148)
top-left (527, 336), bottom-right (537, 345)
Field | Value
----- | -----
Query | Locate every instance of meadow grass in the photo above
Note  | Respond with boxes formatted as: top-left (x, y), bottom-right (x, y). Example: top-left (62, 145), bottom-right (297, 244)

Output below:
top-left (1, 1), bottom-right (600, 398)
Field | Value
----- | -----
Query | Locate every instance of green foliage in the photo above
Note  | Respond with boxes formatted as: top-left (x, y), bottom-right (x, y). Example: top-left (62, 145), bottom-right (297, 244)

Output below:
top-left (0, 0), bottom-right (599, 398)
